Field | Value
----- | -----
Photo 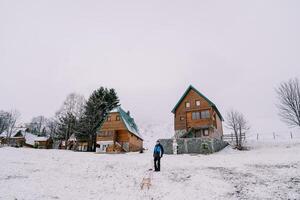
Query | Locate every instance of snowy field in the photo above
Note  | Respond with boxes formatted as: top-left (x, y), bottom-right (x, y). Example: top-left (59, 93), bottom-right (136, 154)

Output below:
top-left (1, 141), bottom-right (300, 200)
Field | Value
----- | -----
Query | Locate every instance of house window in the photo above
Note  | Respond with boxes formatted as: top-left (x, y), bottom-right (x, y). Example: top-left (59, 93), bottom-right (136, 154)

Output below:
top-left (107, 116), bottom-right (111, 121)
top-left (201, 110), bottom-right (210, 119)
top-left (196, 100), bottom-right (201, 107)
top-left (116, 115), bottom-right (120, 121)
top-left (180, 116), bottom-right (185, 121)
top-left (185, 102), bottom-right (190, 108)
top-left (98, 131), bottom-right (114, 137)
top-left (203, 129), bottom-right (209, 136)
top-left (192, 112), bottom-right (201, 120)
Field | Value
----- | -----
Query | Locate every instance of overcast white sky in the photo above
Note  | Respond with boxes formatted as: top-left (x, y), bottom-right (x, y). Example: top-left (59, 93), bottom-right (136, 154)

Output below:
top-left (1, 0), bottom-right (299, 134)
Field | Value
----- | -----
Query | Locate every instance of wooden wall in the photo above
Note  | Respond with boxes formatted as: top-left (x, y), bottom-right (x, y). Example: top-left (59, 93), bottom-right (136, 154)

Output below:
top-left (174, 89), bottom-right (211, 131)
top-left (101, 113), bottom-right (127, 131)
top-left (174, 88), bottom-right (223, 139)
top-left (129, 133), bottom-right (143, 152)
top-left (35, 139), bottom-right (53, 149)
top-left (186, 110), bottom-right (212, 129)
top-left (116, 130), bottom-right (129, 142)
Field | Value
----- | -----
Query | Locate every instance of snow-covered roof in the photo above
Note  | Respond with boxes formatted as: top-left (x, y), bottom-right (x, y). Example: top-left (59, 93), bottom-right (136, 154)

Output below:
top-left (109, 107), bottom-right (143, 140)
top-left (0, 127), bottom-right (26, 138)
top-left (68, 133), bottom-right (77, 141)
top-left (21, 131), bottom-right (50, 145)
top-left (34, 137), bottom-right (49, 142)
top-left (1, 130), bottom-right (50, 145)
top-left (0, 131), bottom-right (7, 137)
top-left (23, 132), bottom-right (38, 146)
top-left (14, 127), bottom-right (27, 133)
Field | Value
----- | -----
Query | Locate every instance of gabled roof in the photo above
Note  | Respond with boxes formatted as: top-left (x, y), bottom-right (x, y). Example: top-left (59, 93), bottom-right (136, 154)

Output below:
top-left (171, 85), bottom-right (224, 121)
top-left (0, 127), bottom-right (27, 138)
top-left (34, 136), bottom-right (50, 142)
top-left (19, 131), bottom-right (50, 145)
top-left (23, 131), bottom-right (38, 146)
top-left (68, 133), bottom-right (77, 142)
top-left (0, 131), bottom-right (7, 137)
top-left (108, 107), bottom-right (143, 140)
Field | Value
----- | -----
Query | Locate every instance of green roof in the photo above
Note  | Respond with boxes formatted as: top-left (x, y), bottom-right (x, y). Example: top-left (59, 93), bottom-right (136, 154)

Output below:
top-left (171, 85), bottom-right (224, 121)
top-left (109, 106), bottom-right (143, 140)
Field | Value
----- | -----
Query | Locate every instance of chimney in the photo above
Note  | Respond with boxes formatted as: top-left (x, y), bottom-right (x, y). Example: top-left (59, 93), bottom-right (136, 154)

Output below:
top-left (127, 111), bottom-right (130, 116)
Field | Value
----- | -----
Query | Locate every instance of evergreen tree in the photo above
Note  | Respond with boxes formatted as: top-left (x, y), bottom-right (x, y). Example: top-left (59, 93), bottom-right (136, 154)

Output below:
top-left (76, 87), bottom-right (119, 151)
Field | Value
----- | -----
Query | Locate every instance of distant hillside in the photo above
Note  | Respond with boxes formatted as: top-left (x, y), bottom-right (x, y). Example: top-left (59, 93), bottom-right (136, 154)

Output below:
top-left (138, 122), bottom-right (173, 149)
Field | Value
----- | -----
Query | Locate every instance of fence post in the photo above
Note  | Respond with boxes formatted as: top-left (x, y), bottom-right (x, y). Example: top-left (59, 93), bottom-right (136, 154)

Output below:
top-left (273, 132), bottom-right (275, 140)
top-left (290, 132), bottom-right (293, 139)
top-left (257, 133), bottom-right (259, 141)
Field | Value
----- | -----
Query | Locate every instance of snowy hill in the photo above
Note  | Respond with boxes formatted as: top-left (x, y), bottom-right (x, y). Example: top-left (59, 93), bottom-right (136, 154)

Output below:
top-left (1, 140), bottom-right (300, 200)
top-left (138, 122), bottom-right (173, 149)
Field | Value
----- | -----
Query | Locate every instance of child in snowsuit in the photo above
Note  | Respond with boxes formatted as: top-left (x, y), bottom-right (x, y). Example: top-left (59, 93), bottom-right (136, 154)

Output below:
top-left (153, 140), bottom-right (164, 172)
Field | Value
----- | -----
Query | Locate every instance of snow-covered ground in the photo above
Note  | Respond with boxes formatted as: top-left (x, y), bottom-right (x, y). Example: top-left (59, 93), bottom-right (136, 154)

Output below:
top-left (1, 140), bottom-right (300, 200)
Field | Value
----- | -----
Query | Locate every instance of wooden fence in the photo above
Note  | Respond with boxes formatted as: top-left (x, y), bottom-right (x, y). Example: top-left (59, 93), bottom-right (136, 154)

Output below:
top-left (223, 131), bottom-right (300, 142)
top-left (223, 133), bottom-right (246, 142)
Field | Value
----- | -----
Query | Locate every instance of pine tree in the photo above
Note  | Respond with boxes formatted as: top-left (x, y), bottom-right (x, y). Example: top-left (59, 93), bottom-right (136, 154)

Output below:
top-left (76, 87), bottom-right (119, 151)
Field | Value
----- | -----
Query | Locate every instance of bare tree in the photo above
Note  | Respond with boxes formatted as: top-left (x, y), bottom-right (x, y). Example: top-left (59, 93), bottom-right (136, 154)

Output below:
top-left (46, 118), bottom-right (59, 138)
top-left (5, 110), bottom-right (21, 144)
top-left (276, 78), bottom-right (300, 128)
top-left (236, 112), bottom-right (249, 149)
top-left (55, 93), bottom-right (86, 146)
top-left (26, 116), bottom-right (48, 136)
top-left (226, 110), bottom-right (239, 147)
top-left (226, 110), bottom-right (249, 150)
top-left (56, 93), bottom-right (86, 120)
top-left (0, 110), bottom-right (10, 133)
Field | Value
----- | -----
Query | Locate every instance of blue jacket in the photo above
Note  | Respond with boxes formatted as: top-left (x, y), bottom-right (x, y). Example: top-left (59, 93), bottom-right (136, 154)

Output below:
top-left (153, 143), bottom-right (164, 158)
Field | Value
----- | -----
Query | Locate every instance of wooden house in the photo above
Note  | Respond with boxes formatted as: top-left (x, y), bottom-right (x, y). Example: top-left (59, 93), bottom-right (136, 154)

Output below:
top-left (9, 131), bottom-right (26, 147)
top-left (23, 131), bottom-right (39, 147)
top-left (34, 137), bottom-right (53, 149)
top-left (172, 85), bottom-right (224, 139)
top-left (96, 107), bottom-right (143, 153)
top-left (0, 130), bottom-right (25, 147)
top-left (0, 130), bottom-right (53, 149)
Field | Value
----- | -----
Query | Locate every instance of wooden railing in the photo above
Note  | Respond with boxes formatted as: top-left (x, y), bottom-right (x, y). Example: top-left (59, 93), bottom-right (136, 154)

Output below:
top-left (223, 133), bottom-right (246, 142)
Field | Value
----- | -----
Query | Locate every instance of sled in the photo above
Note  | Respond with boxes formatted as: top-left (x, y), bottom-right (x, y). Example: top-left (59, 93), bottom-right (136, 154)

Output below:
top-left (140, 169), bottom-right (153, 190)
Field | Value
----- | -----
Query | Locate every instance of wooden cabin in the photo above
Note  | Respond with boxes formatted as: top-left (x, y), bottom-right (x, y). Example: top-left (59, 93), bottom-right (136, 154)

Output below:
top-left (96, 107), bottom-right (143, 153)
top-left (172, 85), bottom-right (224, 139)
top-left (9, 131), bottom-right (26, 147)
top-left (34, 137), bottom-right (53, 149)
top-left (0, 130), bottom-right (54, 149)
top-left (0, 131), bottom-right (25, 147)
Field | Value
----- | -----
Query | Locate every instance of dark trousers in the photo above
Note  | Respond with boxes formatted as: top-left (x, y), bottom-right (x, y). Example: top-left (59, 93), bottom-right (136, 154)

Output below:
top-left (154, 156), bottom-right (161, 171)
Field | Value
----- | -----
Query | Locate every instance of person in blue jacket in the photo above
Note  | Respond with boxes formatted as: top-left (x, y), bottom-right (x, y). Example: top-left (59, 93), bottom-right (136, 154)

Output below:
top-left (153, 140), bottom-right (164, 172)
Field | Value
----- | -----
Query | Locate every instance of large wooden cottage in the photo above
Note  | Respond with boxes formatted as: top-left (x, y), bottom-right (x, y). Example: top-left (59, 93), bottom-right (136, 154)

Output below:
top-left (172, 85), bottom-right (224, 139)
top-left (96, 107), bottom-right (143, 153)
